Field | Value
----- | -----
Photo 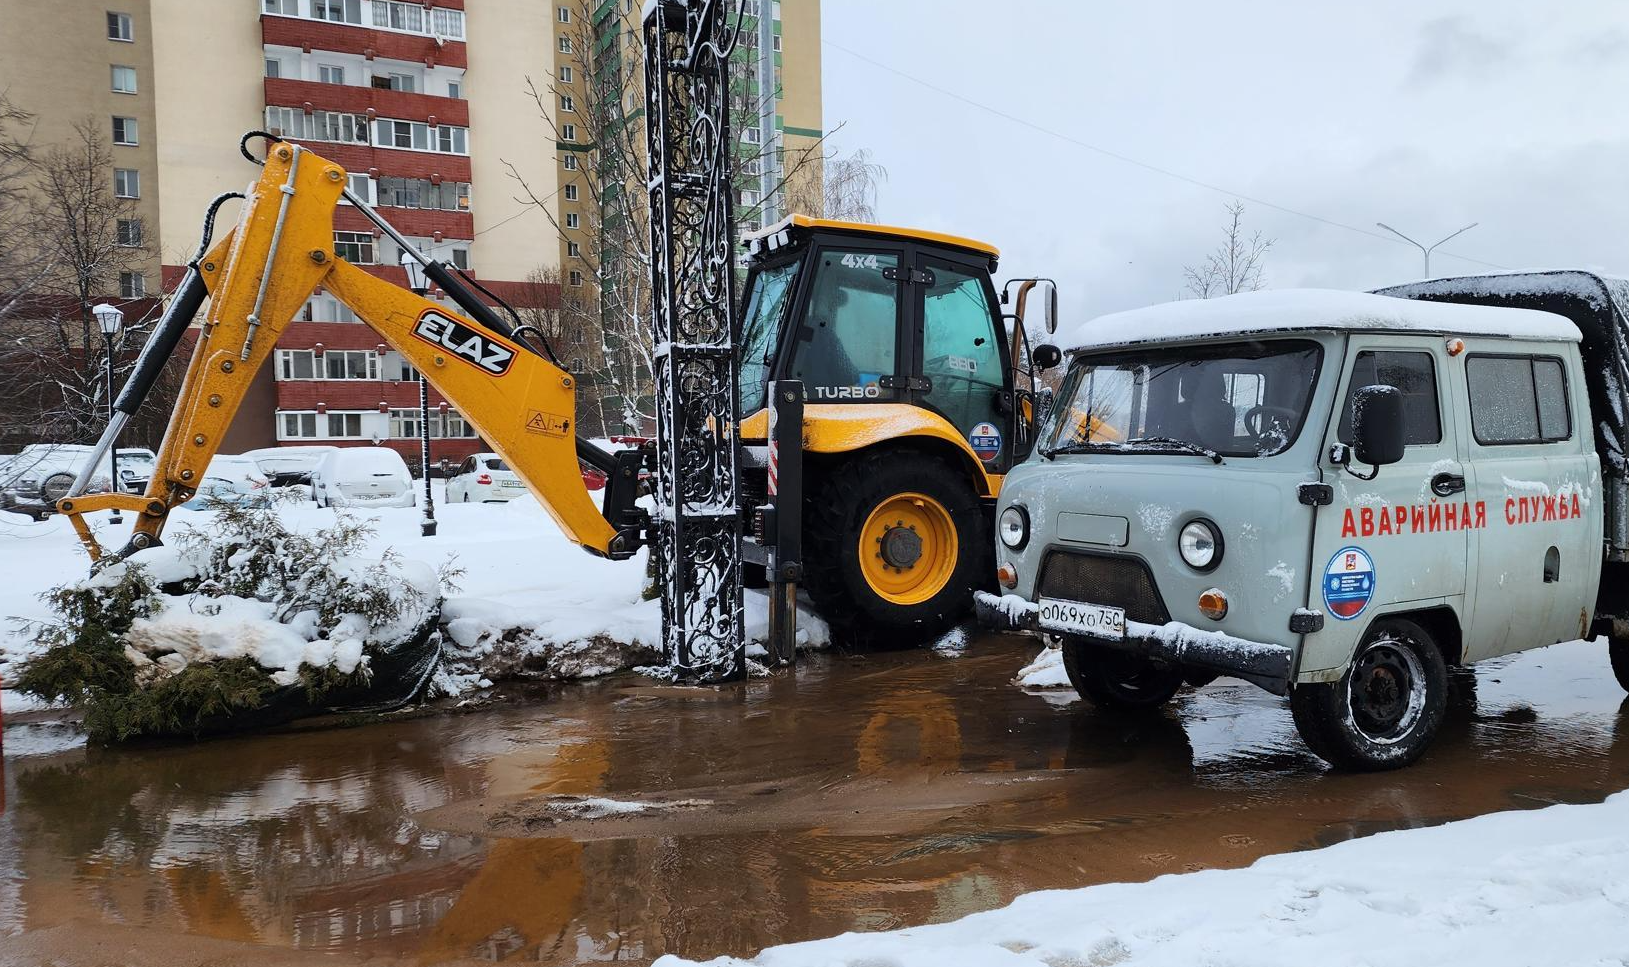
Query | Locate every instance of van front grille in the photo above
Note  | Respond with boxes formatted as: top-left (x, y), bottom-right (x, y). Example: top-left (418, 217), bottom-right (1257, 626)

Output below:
top-left (1037, 551), bottom-right (1170, 625)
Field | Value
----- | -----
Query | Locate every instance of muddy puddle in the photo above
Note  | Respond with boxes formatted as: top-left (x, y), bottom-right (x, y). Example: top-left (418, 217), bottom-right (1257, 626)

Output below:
top-left (2, 634), bottom-right (1627, 965)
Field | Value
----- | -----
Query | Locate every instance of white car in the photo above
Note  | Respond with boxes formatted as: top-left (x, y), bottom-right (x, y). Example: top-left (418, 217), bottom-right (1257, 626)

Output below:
top-left (244, 445), bottom-right (339, 487)
top-left (2, 445), bottom-right (115, 519)
top-left (446, 452), bottom-right (527, 502)
top-left (205, 454), bottom-right (270, 491)
top-left (311, 447), bottom-right (415, 509)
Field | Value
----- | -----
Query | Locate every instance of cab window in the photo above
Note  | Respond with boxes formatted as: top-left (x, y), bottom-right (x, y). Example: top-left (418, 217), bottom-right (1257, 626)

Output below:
top-left (1466, 354), bottom-right (1571, 444)
top-left (1337, 351), bottom-right (1441, 446)
top-left (919, 261), bottom-right (1004, 443)
top-left (788, 249), bottom-right (899, 401)
top-left (737, 259), bottom-right (799, 414)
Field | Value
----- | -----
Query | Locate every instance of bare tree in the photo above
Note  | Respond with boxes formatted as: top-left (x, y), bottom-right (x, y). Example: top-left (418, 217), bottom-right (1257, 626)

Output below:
top-left (786, 147), bottom-right (887, 222)
top-left (514, 264), bottom-right (613, 437)
top-left (504, 0), bottom-right (827, 433)
top-left (1183, 201), bottom-right (1275, 298)
top-left (0, 118), bottom-right (159, 449)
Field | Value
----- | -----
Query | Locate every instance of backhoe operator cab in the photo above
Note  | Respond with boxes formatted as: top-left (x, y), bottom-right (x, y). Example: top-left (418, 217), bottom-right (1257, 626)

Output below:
top-left (981, 283), bottom-right (1629, 771)
top-left (737, 215), bottom-right (1054, 637)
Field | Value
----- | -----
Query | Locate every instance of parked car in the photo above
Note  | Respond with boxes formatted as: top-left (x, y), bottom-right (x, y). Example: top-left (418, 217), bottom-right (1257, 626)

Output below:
top-left (181, 473), bottom-right (273, 511)
top-left (116, 447), bottom-right (157, 494)
top-left (446, 452), bottom-right (528, 502)
top-left (204, 454), bottom-right (270, 491)
top-left (244, 445), bottom-right (339, 487)
top-left (580, 436), bottom-right (651, 492)
top-left (1, 445), bottom-right (114, 520)
top-left (311, 447), bottom-right (414, 509)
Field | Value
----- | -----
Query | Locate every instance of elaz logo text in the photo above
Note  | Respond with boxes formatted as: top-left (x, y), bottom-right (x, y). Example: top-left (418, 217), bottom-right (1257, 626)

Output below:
top-left (413, 311), bottom-right (515, 376)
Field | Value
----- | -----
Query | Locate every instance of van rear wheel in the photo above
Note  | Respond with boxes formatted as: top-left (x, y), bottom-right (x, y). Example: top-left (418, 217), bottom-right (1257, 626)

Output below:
top-left (1061, 637), bottom-right (1184, 711)
top-left (1609, 636), bottom-right (1629, 693)
top-left (1290, 617), bottom-right (1447, 771)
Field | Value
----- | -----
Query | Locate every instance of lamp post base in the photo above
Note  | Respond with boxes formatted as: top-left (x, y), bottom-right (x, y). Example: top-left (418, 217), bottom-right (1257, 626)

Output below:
top-left (421, 519), bottom-right (437, 537)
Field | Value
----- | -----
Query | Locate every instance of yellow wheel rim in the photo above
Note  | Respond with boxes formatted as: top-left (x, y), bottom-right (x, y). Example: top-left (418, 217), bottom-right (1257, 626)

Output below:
top-left (857, 491), bottom-right (959, 606)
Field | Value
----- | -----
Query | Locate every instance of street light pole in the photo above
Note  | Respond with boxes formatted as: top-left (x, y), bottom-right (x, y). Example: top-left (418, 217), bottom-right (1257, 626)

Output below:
top-left (91, 303), bottom-right (124, 524)
top-left (401, 251), bottom-right (436, 537)
top-left (1375, 221), bottom-right (1480, 279)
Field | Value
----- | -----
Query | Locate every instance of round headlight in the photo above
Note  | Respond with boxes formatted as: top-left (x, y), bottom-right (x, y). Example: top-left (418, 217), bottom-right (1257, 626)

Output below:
top-left (999, 505), bottom-right (1029, 549)
top-left (1178, 519), bottom-right (1221, 571)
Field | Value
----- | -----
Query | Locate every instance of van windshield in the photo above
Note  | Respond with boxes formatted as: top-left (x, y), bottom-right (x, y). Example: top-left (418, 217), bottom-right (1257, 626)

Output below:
top-left (1042, 340), bottom-right (1322, 459)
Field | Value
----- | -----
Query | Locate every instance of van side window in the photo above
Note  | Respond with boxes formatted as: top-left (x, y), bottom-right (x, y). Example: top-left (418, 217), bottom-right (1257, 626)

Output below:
top-left (1337, 351), bottom-right (1441, 446)
top-left (1467, 354), bottom-right (1571, 445)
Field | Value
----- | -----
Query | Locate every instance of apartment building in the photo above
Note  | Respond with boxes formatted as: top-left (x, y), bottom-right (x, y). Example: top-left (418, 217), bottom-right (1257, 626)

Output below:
top-left (1, 0), bottom-right (821, 464)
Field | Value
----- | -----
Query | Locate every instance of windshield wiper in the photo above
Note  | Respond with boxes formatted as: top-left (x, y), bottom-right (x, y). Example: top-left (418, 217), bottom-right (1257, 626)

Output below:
top-left (1124, 436), bottom-right (1224, 464)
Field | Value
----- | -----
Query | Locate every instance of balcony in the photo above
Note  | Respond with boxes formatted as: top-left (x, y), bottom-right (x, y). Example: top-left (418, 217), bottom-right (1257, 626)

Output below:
top-left (263, 78), bottom-right (469, 128)
top-left (261, 16), bottom-right (467, 70)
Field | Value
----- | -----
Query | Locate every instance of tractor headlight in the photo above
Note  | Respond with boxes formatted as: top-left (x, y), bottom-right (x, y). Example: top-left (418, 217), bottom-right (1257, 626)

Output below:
top-left (998, 505), bottom-right (1029, 550)
top-left (1178, 519), bottom-right (1222, 572)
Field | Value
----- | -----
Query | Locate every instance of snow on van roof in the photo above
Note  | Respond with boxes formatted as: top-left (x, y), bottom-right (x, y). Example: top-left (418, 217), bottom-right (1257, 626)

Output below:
top-left (1058, 288), bottom-right (1581, 354)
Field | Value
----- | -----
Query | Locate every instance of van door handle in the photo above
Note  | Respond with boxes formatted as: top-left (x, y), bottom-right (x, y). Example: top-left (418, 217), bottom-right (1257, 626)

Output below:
top-left (1431, 472), bottom-right (1466, 496)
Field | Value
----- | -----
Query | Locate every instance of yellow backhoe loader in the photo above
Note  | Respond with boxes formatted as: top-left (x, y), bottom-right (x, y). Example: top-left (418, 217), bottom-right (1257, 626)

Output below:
top-left (57, 136), bottom-right (1057, 641)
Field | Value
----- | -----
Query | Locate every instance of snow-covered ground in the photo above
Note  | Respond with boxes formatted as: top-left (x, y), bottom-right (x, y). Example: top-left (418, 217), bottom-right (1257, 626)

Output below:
top-left (0, 488), bottom-right (828, 707)
top-left (658, 791), bottom-right (1629, 967)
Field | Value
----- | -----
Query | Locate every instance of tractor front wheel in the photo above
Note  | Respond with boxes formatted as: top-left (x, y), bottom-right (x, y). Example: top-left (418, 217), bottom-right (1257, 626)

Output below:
top-left (804, 449), bottom-right (989, 641)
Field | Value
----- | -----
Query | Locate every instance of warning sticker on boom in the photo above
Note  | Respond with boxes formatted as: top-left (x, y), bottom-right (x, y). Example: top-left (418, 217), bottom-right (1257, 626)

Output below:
top-left (525, 410), bottom-right (570, 437)
top-left (1322, 546), bottom-right (1375, 620)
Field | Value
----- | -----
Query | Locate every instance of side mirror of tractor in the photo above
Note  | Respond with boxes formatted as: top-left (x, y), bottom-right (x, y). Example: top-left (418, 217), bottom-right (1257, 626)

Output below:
top-left (1031, 343), bottom-right (1062, 371)
top-left (1044, 283), bottom-right (1058, 334)
top-left (1351, 384), bottom-right (1406, 468)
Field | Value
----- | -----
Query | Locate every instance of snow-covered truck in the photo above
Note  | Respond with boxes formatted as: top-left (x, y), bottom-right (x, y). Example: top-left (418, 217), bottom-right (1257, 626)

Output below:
top-left (978, 272), bottom-right (1629, 770)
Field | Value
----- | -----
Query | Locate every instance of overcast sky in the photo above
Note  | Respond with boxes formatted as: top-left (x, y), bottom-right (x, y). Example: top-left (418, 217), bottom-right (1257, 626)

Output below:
top-left (819, 1), bottom-right (1629, 323)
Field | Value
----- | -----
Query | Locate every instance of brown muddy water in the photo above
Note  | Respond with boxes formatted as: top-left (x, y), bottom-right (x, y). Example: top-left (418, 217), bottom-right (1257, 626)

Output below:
top-left (2, 633), bottom-right (1627, 966)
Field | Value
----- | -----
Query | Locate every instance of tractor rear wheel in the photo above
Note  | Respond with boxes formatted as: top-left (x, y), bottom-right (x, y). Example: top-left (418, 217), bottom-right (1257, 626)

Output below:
top-left (804, 449), bottom-right (989, 640)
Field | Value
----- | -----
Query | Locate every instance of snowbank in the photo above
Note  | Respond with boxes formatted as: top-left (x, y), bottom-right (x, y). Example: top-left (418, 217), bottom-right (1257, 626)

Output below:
top-left (1058, 288), bottom-right (1580, 354)
top-left (658, 791), bottom-right (1629, 967)
top-left (1014, 644), bottom-right (1070, 689)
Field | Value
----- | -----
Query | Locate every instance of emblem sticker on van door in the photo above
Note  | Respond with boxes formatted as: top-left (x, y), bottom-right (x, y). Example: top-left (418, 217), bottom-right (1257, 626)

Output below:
top-left (969, 422), bottom-right (1002, 462)
top-left (413, 309), bottom-right (516, 376)
top-left (1323, 546), bottom-right (1376, 620)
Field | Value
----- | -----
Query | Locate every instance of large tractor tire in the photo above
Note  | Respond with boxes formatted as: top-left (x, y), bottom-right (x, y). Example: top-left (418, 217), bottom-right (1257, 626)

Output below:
top-left (804, 448), bottom-right (990, 641)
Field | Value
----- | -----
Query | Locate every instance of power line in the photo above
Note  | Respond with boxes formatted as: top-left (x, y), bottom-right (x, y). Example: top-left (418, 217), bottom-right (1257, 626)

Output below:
top-left (822, 39), bottom-right (1510, 272)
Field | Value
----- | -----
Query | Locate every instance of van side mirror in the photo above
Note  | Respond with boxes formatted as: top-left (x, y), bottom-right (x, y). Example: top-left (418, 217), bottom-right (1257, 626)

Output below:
top-left (1351, 384), bottom-right (1405, 468)
top-left (1031, 343), bottom-right (1062, 371)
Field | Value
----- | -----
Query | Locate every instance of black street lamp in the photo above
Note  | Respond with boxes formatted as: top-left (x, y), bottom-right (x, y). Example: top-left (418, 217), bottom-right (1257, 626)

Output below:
top-left (400, 251), bottom-right (436, 537)
top-left (91, 302), bottom-right (124, 524)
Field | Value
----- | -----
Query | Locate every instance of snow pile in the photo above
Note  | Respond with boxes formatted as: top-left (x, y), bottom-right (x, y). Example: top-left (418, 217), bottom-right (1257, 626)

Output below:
top-left (1014, 644), bottom-right (1070, 689)
top-left (541, 795), bottom-right (712, 820)
top-left (1059, 288), bottom-right (1580, 354)
top-left (657, 792), bottom-right (1629, 967)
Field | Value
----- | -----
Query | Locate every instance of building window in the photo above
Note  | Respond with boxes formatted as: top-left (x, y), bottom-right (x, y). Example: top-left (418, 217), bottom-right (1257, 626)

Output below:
top-left (305, 294), bottom-right (358, 324)
top-left (345, 173), bottom-right (374, 204)
top-left (559, 66), bottom-right (572, 83)
top-left (263, 0), bottom-right (298, 13)
top-left (449, 247), bottom-right (469, 270)
top-left (387, 72), bottom-right (417, 93)
top-left (119, 272), bottom-right (144, 298)
top-left (374, 118), bottom-right (468, 154)
top-left (560, 94), bottom-right (575, 113)
top-left (107, 11), bottom-right (133, 41)
top-left (277, 349), bottom-right (316, 380)
top-left (324, 349), bottom-right (380, 380)
top-left (558, 36), bottom-right (572, 53)
top-left (312, 0), bottom-right (361, 25)
top-left (373, 0), bottom-right (425, 32)
top-left (563, 184), bottom-right (578, 201)
top-left (447, 79), bottom-right (463, 99)
top-left (558, 5), bottom-right (571, 22)
top-left (567, 241), bottom-right (581, 258)
top-left (561, 123), bottom-right (577, 142)
top-left (439, 409), bottom-right (476, 438)
top-left (741, 127), bottom-right (760, 144)
top-left (430, 7), bottom-right (464, 39)
top-left (740, 188), bottom-right (760, 206)
top-left (111, 65), bottom-right (137, 94)
top-left (114, 168), bottom-right (139, 198)
top-left (334, 231), bottom-right (376, 264)
top-left (280, 412), bottom-right (319, 439)
top-left (397, 359), bottom-right (420, 381)
top-left (569, 270), bottom-right (583, 286)
top-left (389, 408), bottom-right (421, 438)
top-left (563, 154), bottom-right (578, 170)
top-left (565, 212), bottom-right (579, 229)
top-left (264, 57), bottom-right (281, 78)
top-left (377, 176), bottom-right (471, 212)
top-left (773, 34), bottom-right (781, 51)
top-left (436, 124), bottom-right (466, 153)
top-left (319, 64), bottom-right (346, 85)
top-left (116, 218), bottom-right (142, 247)
top-left (112, 116), bottom-right (138, 145)
top-left (326, 412), bottom-right (365, 438)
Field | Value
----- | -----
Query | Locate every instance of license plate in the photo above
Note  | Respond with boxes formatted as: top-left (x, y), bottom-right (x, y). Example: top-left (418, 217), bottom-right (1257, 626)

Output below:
top-left (1037, 597), bottom-right (1126, 639)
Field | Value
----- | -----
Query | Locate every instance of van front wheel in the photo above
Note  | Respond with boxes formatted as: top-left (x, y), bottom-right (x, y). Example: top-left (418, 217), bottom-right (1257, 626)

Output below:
top-left (1061, 637), bottom-right (1184, 711)
top-left (1609, 636), bottom-right (1629, 693)
top-left (1290, 618), bottom-right (1447, 771)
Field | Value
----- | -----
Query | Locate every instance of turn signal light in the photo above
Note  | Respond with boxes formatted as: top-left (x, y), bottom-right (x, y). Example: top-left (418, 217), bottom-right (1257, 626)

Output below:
top-left (997, 563), bottom-right (1019, 589)
top-left (1198, 588), bottom-right (1228, 621)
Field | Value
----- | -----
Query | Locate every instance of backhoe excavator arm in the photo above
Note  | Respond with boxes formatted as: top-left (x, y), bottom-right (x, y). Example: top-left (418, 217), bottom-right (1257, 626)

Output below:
top-left (59, 140), bottom-right (633, 563)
